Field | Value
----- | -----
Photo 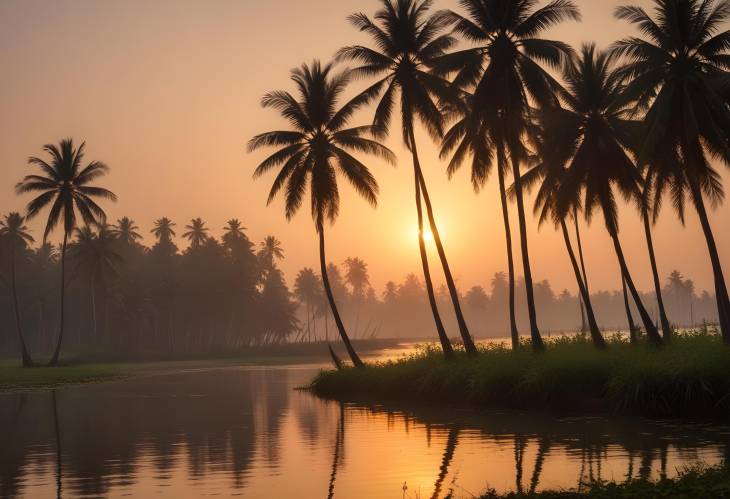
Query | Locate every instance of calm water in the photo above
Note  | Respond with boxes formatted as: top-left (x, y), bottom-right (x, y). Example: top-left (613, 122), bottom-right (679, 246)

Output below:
top-left (2, 352), bottom-right (729, 498)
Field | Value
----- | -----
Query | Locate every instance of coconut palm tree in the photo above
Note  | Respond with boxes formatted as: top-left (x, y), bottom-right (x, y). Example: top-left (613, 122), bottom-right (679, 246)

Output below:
top-left (0, 212), bottom-right (35, 366)
top-left (16, 138), bottom-right (116, 366)
top-left (151, 217), bottom-right (176, 243)
top-left (111, 217), bottom-right (142, 247)
top-left (248, 60), bottom-right (395, 367)
top-left (344, 256), bottom-right (370, 335)
top-left (222, 218), bottom-right (247, 247)
top-left (613, 0), bottom-right (730, 342)
top-left (439, 0), bottom-right (581, 352)
top-left (337, 0), bottom-right (472, 356)
top-left (182, 217), bottom-right (209, 250)
top-left (258, 236), bottom-right (284, 275)
top-left (294, 267), bottom-right (323, 342)
top-left (552, 44), bottom-right (662, 345)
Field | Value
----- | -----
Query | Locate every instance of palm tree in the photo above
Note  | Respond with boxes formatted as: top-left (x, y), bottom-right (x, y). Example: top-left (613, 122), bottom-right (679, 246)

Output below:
top-left (337, 0), bottom-right (472, 356)
top-left (344, 256), bottom-right (370, 335)
top-left (294, 267), bottom-right (323, 342)
top-left (151, 217), bottom-right (176, 243)
top-left (222, 218), bottom-right (247, 247)
top-left (258, 236), bottom-right (284, 274)
top-left (613, 0), bottom-right (730, 342)
top-left (248, 60), bottom-right (395, 367)
top-left (552, 44), bottom-right (662, 345)
top-left (182, 217), bottom-right (209, 249)
top-left (111, 217), bottom-right (142, 246)
top-left (16, 138), bottom-right (116, 366)
top-left (0, 212), bottom-right (35, 366)
top-left (439, 0), bottom-right (581, 352)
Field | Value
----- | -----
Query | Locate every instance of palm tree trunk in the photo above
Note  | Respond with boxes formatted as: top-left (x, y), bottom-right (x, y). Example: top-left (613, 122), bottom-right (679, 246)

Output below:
top-left (413, 165), bottom-right (454, 359)
top-left (573, 209), bottom-right (588, 334)
top-left (689, 181), bottom-right (730, 343)
top-left (431, 428), bottom-right (459, 499)
top-left (510, 156), bottom-right (544, 352)
top-left (10, 245), bottom-right (33, 367)
top-left (49, 232), bottom-right (68, 367)
top-left (410, 129), bottom-right (476, 355)
top-left (560, 220), bottom-right (605, 348)
top-left (498, 146), bottom-right (519, 349)
top-left (610, 230), bottom-right (662, 345)
top-left (642, 207), bottom-right (672, 341)
top-left (318, 225), bottom-right (363, 367)
top-left (90, 270), bottom-right (98, 344)
top-left (622, 276), bottom-right (638, 344)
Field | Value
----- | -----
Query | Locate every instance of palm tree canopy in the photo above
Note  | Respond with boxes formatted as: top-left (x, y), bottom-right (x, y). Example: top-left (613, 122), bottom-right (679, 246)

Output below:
top-left (613, 0), bottom-right (730, 222)
top-left (112, 217), bottom-right (142, 245)
top-left (294, 267), bottom-right (322, 304)
top-left (337, 0), bottom-right (462, 146)
top-left (344, 256), bottom-right (370, 295)
top-left (71, 224), bottom-right (123, 280)
top-left (0, 212), bottom-right (35, 249)
top-left (182, 217), bottom-right (209, 248)
top-left (249, 60), bottom-right (394, 230)
top-left (258, 235), bottom-right (284, 269)
top-left (151, 217), bottom-right (176, 242)
top-left (15, 138), bottom-right (117, 241)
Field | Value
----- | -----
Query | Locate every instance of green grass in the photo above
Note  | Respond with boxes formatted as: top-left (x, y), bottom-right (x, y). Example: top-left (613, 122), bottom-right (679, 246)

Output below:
top-left (0, 361), bottom-right (133, 391)
top-left (311, 330), bottom-right (730, 417)
top-left (473, 465), bottom-right (730, 498)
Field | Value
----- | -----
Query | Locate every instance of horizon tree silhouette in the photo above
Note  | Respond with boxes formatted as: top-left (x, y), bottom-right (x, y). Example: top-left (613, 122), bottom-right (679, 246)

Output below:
top-left (258, 236), bottom-right (284, 277)
top-left (294, 267), bottom-right (323, 342)
top-left (15, 138), bottom-right (116, 366)
top-left (613, 0), bottom-right (730, 342)
top-left (111, 217), bottom-right (142, 247)
top-left (0, 212), bottom-right (35, 366)
top-left (344, 256), bottom-right (369, 335)
top-left (222, 218), bottom-right (247, 247)
top-left (249, 60), bottom-right (396, 367)
top-left (182, 217), bottom-right (209, 250)
top-left (337, 0), bottom-right (474, 357)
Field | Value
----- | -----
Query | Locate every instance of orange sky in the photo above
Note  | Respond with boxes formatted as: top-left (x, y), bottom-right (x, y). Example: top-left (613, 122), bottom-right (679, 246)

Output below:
top-left (0, 0), bottom-right (728, 295)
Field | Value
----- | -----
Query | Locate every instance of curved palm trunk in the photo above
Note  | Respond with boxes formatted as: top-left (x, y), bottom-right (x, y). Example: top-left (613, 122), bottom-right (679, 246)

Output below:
top-left (318, 226), bottom-right (363, 368)
top-left (498, 147), bottom-right (519, 350)
top-left (410, 130), bottom-right (476, 356)
top-left (49, 232), bottom-right (68, 367)
top-left (510, 156), bottom-right (544, 352)
top-left (573, 209), bottom-right (589, 334)
top-left (431, 428), bottom-right (459, 499)
top-left (610, 229), bottom-right (662, 345)
top-left (560, 220), bottom-right (605, 348)
top-left (327, 403), bottom-right (345, 499)
top-left (689, 181), bottom-right (730, 343)
top-left (642, 207), bottom-right (672, 341)
top-left (622, 276), bottom-right (639, 344)
top-left (10, 246), bottom-right (34, 367)
top-left (414, 166), bottom-right (454, 359)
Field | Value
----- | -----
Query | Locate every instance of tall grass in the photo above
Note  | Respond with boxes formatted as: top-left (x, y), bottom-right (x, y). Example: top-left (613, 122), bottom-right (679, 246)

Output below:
top-left (311, 329), bottom-right (730, 417)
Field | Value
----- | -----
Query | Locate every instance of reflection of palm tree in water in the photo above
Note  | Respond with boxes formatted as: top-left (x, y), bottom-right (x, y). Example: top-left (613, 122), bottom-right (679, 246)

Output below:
top-left (430, 427), bottom-right (459, 499)
top-left (327, 403), bottom-right (345, 499)
top-left (52, 390), bottom-right (62, 499)
top-left (514, 435), bottom-right (527, 494)
top-left (528, 438), bottom-right (550, 494)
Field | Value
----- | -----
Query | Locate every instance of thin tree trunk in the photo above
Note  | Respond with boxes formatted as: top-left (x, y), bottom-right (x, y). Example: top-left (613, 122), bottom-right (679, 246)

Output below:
top-left (413, 164), bottom-right (454, 359)
top-left (622, 275), bottom-right (638, 344)
top-left (410, 129), bottom-right (476, 355)
top-left (642, 207), bottom-right (672, 341)
top-left (573, 209), bottom-right (588, 335)
top-left (49, 232), bottom-right (68, 367)
top-left (689, 181), bottom-right (730, 343)
top-left (510, 155), bottom-right (544, 352)
top-left (10, 245), bottom-right (33, 367)
top-left (498, 146), bottom-right (519, 350)
top-left (319, 225), bottom-right (363, 367)
top-left (90, 270), bottom-right (97, 344)
top-left (610, 230), bottom-right (662, 345)
top-left (560, 220), bottom-right (605, 348)
top-left (52, 390), bottom-right (62, 499)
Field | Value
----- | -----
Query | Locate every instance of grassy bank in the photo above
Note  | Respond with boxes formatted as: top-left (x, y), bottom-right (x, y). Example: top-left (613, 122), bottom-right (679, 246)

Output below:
top-left (311, 331), bottom-right (730, 417)
top-left (476, 465), bottom-right (730, 498)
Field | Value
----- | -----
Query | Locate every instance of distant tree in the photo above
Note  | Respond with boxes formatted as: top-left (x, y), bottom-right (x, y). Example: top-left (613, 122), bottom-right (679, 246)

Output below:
top-left (150, 217), bottom-right (177, 257)
top-left (259, 267), bottom-right (299, 344)
top-left (111, 217), bottom-right (142, 247)
top-left (258, 236), bottom-right (284, 276)
top-left (182, 217), bottom-right (209, 250)
top-left (294, 267), bottom-right (323, 342)
top-left (222, 219), bottom-right (246, 247)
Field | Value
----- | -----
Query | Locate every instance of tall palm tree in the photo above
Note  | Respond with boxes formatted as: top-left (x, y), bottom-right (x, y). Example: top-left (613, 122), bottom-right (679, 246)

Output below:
top-left (222, 218), bottom-right (247, 247)
top-left (258, 236), bottom-right (284, 274)
top-left (16, 139), bottom-right (116, 366)
top-left (552, 44), bottom-right (662, 345)
top-left (344, 256), bottom-right (370, 335)
top-left (0, 212), bottom-right (35, 366)
top-left (248, 60), bottom-right (395, 367)
top-left (111, 217), bottom-right (142, 246)
top-left (613, 0), bottom-right (730, 342)
top-left (439, 0), bottom-right (581, 352)
top-left (151, 217), bottom-right (176, 243)
top-left (337, 0), bottom-right (473, 356)
top-left (182, 217), bottom-right (209, 249)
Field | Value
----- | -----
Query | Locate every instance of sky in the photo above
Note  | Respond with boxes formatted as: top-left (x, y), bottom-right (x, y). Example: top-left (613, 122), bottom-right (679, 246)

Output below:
top-left (0, 0), bottom-right (728, 296)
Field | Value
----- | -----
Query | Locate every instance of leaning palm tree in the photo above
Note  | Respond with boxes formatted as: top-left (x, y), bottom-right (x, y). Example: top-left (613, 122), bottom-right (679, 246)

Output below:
top-left (248, 60), bottom-right (395, 367)
top-left (337, 0), bottom-right (473, 356)
top-left (16, 139), bottom-right (116, 366)
top-left (111, 217), bottom-right (142, 247)
top-left (613, 0), bottom-right (730, 342)
top-left (0, 213), bottom-right (35, 366)
top-left (553, 44), bottom-right (662, 345)
top-left (439, 0), bottom-right (581, 352)
top-left (182, 217), bottom-right (209, 249)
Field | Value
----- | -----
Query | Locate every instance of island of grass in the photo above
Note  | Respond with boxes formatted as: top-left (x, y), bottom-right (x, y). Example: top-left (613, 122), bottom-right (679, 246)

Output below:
top-left (311, 331), bottom-right (730, 418)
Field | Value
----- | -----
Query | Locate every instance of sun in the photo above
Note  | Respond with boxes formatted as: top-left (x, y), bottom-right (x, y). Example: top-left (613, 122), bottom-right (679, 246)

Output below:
top-left (412, 226), bottom-right (436, 243)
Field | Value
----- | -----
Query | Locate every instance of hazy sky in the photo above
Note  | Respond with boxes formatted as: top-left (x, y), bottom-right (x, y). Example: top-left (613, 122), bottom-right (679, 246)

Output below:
top-left (0, 0), bottom-right (728, 296)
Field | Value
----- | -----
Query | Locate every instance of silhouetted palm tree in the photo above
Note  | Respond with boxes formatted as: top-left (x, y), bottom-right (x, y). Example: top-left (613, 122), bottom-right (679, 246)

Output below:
top-left (151, 217), bottom-right (176, 243)
top-left (16, 138), bottom-right (116, 365)
top-left (338, 0), bottom-right (473, 356)
top-left (0, 212), bottom-right (35, 366)
top-left (182, 217), bottom-right (209, 249)
top-left (614, 0), bottom-right (730, 342)
top-left (294, 267), bottom-right (322, 342)
top-left (249, 60), bottom-right (395, 367)
top-left (111, 217), bottom-right (142, 247)
top-left (344, 256), bottom-right (370, 335)
top-left (553, 44), bottom-right (662, 345)
top-left (440, 0), bottom-right (581, 351)
top-left (258, 236), bottom-right (284, 275)
top-left (222, 218), bottom-right (247, 247)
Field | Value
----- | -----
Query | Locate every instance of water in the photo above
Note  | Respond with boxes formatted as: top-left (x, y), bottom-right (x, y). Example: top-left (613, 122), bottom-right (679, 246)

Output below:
top-left (1, 352), bottom-right (728, 499)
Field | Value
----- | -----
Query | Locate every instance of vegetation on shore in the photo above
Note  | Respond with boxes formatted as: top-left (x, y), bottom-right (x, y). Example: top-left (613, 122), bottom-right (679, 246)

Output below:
top-left (311, 331), bottom-right (730, 417)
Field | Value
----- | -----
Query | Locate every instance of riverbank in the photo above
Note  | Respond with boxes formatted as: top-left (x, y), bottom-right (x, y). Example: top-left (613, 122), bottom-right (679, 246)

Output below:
top-left (311, 331), bottom-right (730, 417)
top-left (478, 465), bottom-right (730, 498)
